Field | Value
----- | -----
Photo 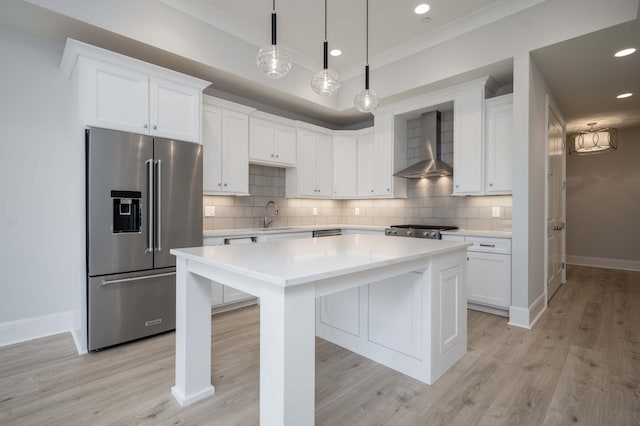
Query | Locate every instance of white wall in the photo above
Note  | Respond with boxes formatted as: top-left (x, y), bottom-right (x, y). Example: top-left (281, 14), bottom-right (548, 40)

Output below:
top-left (0, 26), bottom-right (73, 344)
top-left (566, 126), bottom-right (640, 270)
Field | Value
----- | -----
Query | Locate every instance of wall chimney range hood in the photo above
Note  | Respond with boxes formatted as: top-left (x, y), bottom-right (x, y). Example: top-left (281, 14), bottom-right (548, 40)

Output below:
top-left (394, 111), bottom-right (453, 179)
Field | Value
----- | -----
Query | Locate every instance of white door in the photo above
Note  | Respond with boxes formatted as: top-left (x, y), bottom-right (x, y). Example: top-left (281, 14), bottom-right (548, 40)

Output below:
top-left (202, 105), bottom-right (223, 193)
top-left (249, 117), bottom-right (275, 163)
top-left (315, 134), bottom-right (334, 196)
top-left (274, 125), bottom-right (297, 165)
top-left (357, 132), bottom-right (375, 196)
top-left (150, 76), bottom-right (201, 142)
top-left (546, 105), bottom-right (565, 302)
top-left (333, 135), bottom-right (357, 197)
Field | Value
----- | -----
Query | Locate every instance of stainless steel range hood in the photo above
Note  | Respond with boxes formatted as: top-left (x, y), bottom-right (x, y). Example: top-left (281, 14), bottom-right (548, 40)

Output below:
top-left (394, 111), bottom-right (453, 178)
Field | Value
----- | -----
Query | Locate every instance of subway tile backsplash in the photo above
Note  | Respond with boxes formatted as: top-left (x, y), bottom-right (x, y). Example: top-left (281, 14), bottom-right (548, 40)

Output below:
top-left (204, 114), bottom-right (512, 231)
top-left (204, 169), bottom-right (512, 232)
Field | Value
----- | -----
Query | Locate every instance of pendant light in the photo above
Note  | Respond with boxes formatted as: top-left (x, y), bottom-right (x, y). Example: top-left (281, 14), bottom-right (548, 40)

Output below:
top-left (354, 0), bottom-right (379, 113)
top-left (256, 0), bottom-right (292, 79)
top-left (311, 0), bottom-right (340, 96)
top-left (569, 122), bottom-right (618, 155)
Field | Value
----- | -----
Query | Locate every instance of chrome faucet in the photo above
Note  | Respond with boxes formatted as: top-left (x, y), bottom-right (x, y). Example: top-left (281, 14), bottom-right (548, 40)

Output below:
top-left (264, 200), bottom-right (279, 228)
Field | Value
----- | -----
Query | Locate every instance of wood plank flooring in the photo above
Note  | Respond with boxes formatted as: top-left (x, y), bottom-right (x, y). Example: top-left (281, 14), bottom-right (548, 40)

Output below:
top-left (1, 265), bottom-right (639, 425)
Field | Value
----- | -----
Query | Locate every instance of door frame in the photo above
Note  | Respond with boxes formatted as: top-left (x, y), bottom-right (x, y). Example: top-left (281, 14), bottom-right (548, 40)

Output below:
top-left (544, 95), bottom-right (567, 305)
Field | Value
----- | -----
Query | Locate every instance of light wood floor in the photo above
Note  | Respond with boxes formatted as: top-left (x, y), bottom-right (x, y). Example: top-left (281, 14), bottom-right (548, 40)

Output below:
top-left (1, 265), bottom-right (639, 425)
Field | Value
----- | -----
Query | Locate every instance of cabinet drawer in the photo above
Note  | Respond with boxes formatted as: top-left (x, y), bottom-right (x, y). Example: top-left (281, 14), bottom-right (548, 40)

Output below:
top-left (466, 237), bottom-right (511, 254)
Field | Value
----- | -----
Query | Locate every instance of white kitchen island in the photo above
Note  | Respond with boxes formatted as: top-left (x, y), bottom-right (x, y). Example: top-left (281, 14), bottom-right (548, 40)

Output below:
top-left (170, 234), bottom-right (471, 426)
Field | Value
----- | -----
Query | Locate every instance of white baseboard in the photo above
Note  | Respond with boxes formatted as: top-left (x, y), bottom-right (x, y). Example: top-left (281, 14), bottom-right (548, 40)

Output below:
top-left (566, 255), bottom-right (640, 272)
top-left (0, 311), bottom-right (72, 348)
top-left (508, 292), bottom-right (546, 329)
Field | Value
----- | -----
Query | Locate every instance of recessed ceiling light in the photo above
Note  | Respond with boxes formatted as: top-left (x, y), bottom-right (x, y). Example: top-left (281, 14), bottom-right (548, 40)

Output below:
top-left (614, 48), bottom-right (636, 57)
top-left (330, 49), bottom-right (342, 57)
top-left (414, 3), bottom-right (430, 15)
top-left (617, 92), bottom-right (633, 99)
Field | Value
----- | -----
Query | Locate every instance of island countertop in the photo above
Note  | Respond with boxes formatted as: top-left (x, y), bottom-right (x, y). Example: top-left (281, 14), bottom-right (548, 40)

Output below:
top-left (172, 234), bottom-right (471, 288)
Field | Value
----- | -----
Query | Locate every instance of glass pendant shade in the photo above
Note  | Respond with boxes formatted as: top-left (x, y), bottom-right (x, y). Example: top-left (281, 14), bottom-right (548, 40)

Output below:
top-left (256, 44), bottom-right (292, 79)
top-left (311, 68), bottom-right (340, 96)
top-left (354, 88), bottom-right (379, 113)
top-left (257, 2), bottom-right (291, 79)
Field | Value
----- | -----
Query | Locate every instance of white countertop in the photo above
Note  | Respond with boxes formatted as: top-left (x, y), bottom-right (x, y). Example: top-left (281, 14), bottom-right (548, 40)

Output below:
top-left (441, 229), bottom-right (512, 238)
top-left (173, 234), bottom-right (470, 288)
top-left (203, 224), bottom-right (386, 238)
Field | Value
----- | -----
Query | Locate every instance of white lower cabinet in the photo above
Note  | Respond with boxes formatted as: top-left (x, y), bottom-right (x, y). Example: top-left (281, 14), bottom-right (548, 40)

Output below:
top-left (442, 233), bottom-right (511, 316)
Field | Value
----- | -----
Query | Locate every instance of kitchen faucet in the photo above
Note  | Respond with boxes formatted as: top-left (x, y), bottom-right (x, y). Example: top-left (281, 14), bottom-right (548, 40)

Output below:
top-left (264, 200), bottom-right (279, 228)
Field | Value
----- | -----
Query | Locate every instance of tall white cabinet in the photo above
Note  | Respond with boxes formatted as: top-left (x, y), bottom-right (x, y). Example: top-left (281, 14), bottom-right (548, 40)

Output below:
top-left (287, 125), bottom-right (333, 197)
top-left (484, 94), bottom-right (513, 194)
top-left (202, 97), bottom-right (254, 195)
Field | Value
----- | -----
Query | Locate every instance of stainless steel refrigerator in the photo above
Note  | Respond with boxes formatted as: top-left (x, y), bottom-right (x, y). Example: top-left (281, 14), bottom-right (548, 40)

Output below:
top-left (86, 127), bottom-right (202, 351)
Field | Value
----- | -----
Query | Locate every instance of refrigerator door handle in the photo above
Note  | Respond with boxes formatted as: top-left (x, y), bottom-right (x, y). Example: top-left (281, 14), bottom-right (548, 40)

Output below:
top-left (146, 159), bottom-right (154, 253)
top-left (155, 159), bottom-right (162, 252)
top-left (101, 272), bottom-right (176, 286)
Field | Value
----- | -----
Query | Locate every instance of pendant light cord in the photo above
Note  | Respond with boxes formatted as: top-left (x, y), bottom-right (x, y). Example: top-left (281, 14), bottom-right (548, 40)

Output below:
top-left (365, 0), bottom-right (370, 90)
top-left (271, 0), bottom-right (277, 45)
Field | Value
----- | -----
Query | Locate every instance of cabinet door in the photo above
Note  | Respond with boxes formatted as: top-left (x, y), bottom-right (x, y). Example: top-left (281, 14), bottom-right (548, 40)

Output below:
top-left (202, 105), bottom-right (223, 193)
top-left (249, 117), bottom-right (275, 163)
top-left (221, 110), bottom-right (249, 194)
top-left (485, 95), bottom-right (513, 194)
top-left (274, 124), bottom-right (297, 165)
top-left (149, 77), bottom-right (201, 142)
top-left (297, 130), bottom-right (319, 195)
top-left (374, 130), bottom-right (393, 196)
top-left (333, 136), bottom-right (357, 197)
top-left (86, 60), bottom-right (149, 134)
top-left (315, 133), bottom-right (334, 196)
top-left (453, 88), bottom-right (484, 195)
top-left (466, 252), bottom-right (511, 308)
top-left (357, 132), bottom-right (376, 196)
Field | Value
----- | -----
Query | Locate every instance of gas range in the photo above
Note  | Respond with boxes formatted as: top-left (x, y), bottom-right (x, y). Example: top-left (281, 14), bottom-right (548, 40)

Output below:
top-left (384, 224), bottom-right (459, 239)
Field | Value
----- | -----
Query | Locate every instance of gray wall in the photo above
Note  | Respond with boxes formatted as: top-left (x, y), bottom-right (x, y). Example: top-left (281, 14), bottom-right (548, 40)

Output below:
top-left (566, 125), bottom-right (640, 261)
top-left (0, 27), bottom-right (72, 323)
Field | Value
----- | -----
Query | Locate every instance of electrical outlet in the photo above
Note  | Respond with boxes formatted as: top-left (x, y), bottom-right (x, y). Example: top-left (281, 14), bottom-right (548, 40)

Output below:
top-left (492, 206), bottom-right (501, 218)
top-left (205, 206), bottom-right (216, 217)
top-left (355, 207), bottom-right (360, 216)
top-left (312, 207), bottom-right (318, 216)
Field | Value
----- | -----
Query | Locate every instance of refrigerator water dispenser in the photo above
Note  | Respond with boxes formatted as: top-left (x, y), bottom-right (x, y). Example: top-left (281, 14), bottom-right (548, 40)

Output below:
top-left (111, 190), bottom-right (141, 233)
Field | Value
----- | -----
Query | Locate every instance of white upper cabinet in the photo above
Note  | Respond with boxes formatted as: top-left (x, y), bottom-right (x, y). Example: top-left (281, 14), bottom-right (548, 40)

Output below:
top-left (356, 131), bottom-right (377, 196)
top-left (484, 94), bottom-right (513, 194)
top-left (149, 76), bottom-right (202, 142)
top-left (249, 114), bottom-right (297, 166)
top-left (333, 134), bottom-right (358, 197)
top-left (61, 39), bottom-right (209, 143)
top-left (202, 97), bottom-right (254, 195)
top-left (453, 87), bottom-right (485, 195)
top-left (287, 126), bottom-right (333, 197)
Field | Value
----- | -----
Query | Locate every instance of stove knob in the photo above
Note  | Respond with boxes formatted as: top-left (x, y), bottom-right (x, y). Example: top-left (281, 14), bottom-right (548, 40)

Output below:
top-left (422, 231), bottom-right (429, 237)
top-left (431, 231), bottom-right (438, 238)
top-left (406, 230), bottom-right (413, 237)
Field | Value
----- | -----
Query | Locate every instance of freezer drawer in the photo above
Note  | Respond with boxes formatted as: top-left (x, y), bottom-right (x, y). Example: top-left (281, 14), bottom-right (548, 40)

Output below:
top-left (88, 269), bottom-right (176, 351)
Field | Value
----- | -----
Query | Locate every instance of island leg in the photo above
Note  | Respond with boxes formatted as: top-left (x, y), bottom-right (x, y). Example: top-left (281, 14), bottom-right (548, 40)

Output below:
top-left (171, 257), bottom-right (216, 406)
top-left (260, 284), bottom-right (316, 426)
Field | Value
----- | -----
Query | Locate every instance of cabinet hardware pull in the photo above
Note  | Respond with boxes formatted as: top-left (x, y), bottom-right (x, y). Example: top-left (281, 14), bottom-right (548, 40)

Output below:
top-left (153, 124), bottom-right (157, 130)
top-left (479, 243), bottom-right (495, 247)
top-left (144, 124), bottom-right (148, 129)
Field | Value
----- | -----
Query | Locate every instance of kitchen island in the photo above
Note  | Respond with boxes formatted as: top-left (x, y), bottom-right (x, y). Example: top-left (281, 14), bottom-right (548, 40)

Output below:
top-left (170, 234), bottom-right (470, 426)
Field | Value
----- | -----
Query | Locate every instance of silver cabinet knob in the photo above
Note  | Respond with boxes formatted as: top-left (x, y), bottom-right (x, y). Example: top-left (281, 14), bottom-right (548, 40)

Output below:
top-left (218, 182), bottom-right (222, 187)
top-left (489, 183), bottom-right (493, 187)
top-left (144, 124), bottom-right (148, 129)
top-left (276, 154), bottom-right (279, 158)
top-left (224, 183), bottom-right (228, 187)
top-left (153, 124), bottom-right (157, 130)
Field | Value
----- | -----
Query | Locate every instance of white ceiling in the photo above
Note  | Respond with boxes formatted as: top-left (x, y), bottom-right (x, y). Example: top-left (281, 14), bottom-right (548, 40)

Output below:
top-left (0, 0), bottom-right (638, 131)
